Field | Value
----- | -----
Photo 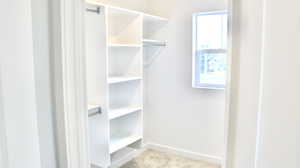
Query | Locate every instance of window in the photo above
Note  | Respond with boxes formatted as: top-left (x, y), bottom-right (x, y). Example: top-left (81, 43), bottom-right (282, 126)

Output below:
top-left (192, 11), bottom-right (228, 89)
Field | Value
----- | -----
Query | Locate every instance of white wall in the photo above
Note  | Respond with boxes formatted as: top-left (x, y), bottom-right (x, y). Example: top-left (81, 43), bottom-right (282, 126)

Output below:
top-left (227, 0), bottom-right (300, 168)
top-left (31, 0), bottom-right (58, 167)
top-left (256, 0), bottom-right (300, 167)
top-left (144, 0), bottom-right (227, 159)
top-left (0, 0), bottom-right (42, 167)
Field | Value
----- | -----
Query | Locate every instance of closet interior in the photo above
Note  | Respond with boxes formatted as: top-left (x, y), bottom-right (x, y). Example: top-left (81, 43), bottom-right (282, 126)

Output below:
top-left (84, 1), bottom-right (167, 167)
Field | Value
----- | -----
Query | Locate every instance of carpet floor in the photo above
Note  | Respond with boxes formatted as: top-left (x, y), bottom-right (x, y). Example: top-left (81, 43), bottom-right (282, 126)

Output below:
top-left (120, 149), bottom-right (220, 168)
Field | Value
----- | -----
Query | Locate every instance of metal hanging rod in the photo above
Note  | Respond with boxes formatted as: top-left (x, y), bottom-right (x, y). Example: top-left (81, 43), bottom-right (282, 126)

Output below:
top-left (86, 7), bottom-right (101, 14)
top-left (88, 106), bottom-right (102, 117)
top-left (143, 43), bottom-right (167, 47)
top-left (142, 39), bottom-right (167, 47)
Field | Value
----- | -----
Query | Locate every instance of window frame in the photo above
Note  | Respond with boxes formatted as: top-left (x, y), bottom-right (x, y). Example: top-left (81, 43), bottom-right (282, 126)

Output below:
top-left (192, 10), bottom-right (228, 89)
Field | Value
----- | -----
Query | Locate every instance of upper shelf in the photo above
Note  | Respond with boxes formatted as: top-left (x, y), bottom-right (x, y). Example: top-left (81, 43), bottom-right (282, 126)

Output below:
top-left (143, 14), bottom-right (168, 25)
top-left (107, 6), bottom-right (140, 19)
top-left (86, 0), bottom-right (168, 22)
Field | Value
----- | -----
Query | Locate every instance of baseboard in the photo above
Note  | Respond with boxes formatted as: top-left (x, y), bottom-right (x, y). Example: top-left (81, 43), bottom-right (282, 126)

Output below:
top-left (145, 142), bottom-right (223, 165)
top-left (110, 147), bottom-right (147, 168)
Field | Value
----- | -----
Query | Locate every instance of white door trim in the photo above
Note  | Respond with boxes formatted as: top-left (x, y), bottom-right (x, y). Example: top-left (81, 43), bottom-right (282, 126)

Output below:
top-left (224, 0), bottom-right (265, 167)
top-left (0, 69), bottom-right (9, 168)
top-left (48, 0), bottom-right (239, 168)
top-left (49, 0), bottom-right (90, 167)
top-left (223, 0), bottom-right (233, 167)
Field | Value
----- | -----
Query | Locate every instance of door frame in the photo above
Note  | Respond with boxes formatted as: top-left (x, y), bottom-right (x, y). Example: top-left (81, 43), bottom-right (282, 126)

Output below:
top-left (223, 0), bottom-right (234, 167)
top-left (49, 0), bottom-right (90, 167)
top-left (0, 70), bottom-right (9, 168)
top-left (50, 0), bottom-right (237, 168)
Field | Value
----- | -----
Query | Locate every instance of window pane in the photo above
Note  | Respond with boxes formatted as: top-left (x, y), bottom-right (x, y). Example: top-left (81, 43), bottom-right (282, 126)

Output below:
top-left (196, 13), bottom-right (227, 50)
top-left (193, 11), bottom-right (227, 88)
top-left (195, 51), bottom-right (226, 87)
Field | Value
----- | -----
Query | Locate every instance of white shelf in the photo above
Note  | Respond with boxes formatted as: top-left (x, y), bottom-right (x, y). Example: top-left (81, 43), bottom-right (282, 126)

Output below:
top-left (111, 147), bottom-right (137, 167)
top-left (107, 5), bottom-right (140, 18)
top-left (86, 1), bottom-right (167, 22)
top-left (109, 106), bottom-right (142, 120)
top-left (143, 13), bottom-right (168, 24)
top-left (108, 77), bottom-right (142, 84)
top-left (108, 44), bottom-right (142, 48)
top-left (109, 134), bottom-right (142, 154)
top-left (143, 39), bottom-right (166, 46)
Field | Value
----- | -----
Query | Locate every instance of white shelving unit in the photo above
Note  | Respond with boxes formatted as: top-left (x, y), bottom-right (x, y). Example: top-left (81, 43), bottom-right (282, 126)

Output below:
top-left (84, 1), bottom-right (167, 167)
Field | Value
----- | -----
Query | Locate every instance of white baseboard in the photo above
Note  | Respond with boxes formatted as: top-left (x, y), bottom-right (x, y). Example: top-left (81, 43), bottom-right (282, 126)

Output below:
top-left (145, 142), bottom-right (223, 165)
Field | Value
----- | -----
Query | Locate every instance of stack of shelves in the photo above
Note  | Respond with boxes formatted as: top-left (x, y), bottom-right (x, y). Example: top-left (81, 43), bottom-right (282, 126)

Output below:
top-left (107, 8), bottom-right (143, 165)
top-left (84, 1), bottom-right (168, 167)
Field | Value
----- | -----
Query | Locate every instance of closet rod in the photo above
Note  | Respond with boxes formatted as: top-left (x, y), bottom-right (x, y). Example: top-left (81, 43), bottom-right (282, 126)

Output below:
top-left (143, 44), bottom-right (167, 47)
top-left (88, 106), bottom-right (102, 117)
top-left (86, 7), bottom-right (101, 14)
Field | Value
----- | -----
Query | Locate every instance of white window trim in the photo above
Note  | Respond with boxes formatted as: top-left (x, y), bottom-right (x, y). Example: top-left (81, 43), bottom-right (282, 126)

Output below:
top-left (192, 11), bottom-right (227, 90)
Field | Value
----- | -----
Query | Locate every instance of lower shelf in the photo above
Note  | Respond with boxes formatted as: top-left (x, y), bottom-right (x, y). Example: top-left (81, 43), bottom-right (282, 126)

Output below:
top-left (110, 134), bottom-right (142, 154)
top-left (111, 147), bottom-right (137, 166)
top-left (109, 107), bottom-right (142, 120)
top-left (91, 147), bottom-right (139, 168)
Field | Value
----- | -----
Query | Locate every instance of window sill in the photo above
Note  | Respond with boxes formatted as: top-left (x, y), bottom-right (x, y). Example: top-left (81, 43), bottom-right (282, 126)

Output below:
top-left (192, 84), bottom-right (225, 90)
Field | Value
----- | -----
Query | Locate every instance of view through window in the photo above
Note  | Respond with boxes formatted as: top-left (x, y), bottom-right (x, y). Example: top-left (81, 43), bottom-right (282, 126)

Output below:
top-left (192, 11), bottom-right (228, 89)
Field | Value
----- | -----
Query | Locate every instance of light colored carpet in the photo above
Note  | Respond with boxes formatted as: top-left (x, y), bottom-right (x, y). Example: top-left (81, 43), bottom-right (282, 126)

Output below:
top-left (121, 149), bottom-right (220, 168)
